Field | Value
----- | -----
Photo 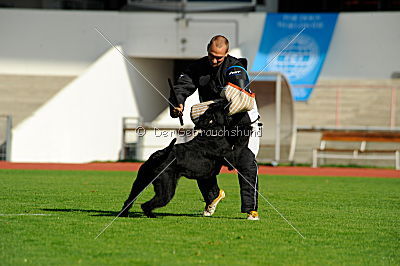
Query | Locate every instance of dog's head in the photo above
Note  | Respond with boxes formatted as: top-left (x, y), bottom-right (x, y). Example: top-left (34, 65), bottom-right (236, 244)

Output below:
top-left (195, 101), bottom-right (229, 130)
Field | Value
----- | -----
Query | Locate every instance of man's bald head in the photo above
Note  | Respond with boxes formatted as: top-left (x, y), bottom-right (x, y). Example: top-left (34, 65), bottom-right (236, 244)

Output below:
top-left (207, 35), bottom-right (229, 67)
top-left (207, 35), bottom-right (229, 53)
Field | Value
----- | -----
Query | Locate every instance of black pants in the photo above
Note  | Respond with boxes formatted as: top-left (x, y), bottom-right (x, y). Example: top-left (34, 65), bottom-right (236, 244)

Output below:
top-left (197, 147), bottom-right (259, 213)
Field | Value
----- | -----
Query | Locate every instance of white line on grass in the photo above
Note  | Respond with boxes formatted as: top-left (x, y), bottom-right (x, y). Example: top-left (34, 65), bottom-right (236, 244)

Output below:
top-left (0, 214), bottom-right (53, 216)
top-left (223, 157), bottom-right (306, 239)
top-left (95, 158), bottom-right (176, 239)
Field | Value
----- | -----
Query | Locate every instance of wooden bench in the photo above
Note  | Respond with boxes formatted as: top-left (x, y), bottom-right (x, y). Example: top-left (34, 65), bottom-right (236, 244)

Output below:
top-left (312, 131), bottom-right (400, 170)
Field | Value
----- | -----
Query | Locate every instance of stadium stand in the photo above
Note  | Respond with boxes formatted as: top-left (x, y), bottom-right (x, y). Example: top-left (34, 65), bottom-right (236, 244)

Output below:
top-left (0, 75), bottom-right (75, 127)
top-left (294, 79), bottom-right (400, 167)
top-left (0, 5), bottom-right (398, 166)
top-left (0, 75), bottom-right (74, 161)
top-left (312, 131), bottom-right (400, 170)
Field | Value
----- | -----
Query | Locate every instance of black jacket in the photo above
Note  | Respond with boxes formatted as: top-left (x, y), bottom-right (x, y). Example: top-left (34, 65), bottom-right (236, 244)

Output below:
top-left (170, 55), bottom-right (253, 125)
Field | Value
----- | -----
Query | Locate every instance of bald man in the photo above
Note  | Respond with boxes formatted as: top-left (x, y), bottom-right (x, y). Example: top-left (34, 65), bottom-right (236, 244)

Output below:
top-left (170, 35), bottom-right (261, 220)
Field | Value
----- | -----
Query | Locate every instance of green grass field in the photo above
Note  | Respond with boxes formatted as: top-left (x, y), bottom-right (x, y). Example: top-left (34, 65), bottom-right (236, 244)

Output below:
top-left (1, 169), bottom-right (399, 265)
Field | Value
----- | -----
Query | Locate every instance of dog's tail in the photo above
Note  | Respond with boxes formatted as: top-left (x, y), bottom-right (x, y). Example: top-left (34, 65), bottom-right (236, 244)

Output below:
top-left (148, 138), bottom-right (176, 162)
top-left (166, 138), bottom-right (176, 151)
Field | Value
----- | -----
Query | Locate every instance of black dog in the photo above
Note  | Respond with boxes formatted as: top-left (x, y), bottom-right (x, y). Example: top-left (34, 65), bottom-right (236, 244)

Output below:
top-left (119, 101), bottom-right (249, 218)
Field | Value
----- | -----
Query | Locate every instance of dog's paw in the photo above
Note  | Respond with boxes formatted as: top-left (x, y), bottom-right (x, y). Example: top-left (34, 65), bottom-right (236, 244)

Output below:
top-left (144, 211), bottom-right (157, 218)
top-left (142, 208), bottom-right (157, 218)
top-left (141, 205), bottom-right (157, 218)
top-left (119, 210), bottom-right (129, 217)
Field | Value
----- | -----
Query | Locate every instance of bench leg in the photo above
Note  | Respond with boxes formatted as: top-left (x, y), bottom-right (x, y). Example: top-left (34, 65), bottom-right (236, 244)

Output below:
top-left (312, 149), bottom-right (318, 168)
top-left (396, 151), bottom-right (400, 170)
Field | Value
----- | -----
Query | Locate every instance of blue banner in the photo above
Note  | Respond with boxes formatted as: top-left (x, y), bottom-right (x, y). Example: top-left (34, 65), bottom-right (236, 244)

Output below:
top-left (252, 13), bottom-right (338, 101)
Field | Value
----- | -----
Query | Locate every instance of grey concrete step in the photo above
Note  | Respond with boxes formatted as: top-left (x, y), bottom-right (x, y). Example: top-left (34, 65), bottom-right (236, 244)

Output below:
top-left (0, 74), bottom-right (75, 148)
top-left (0, 75), bottom-right (75, 127)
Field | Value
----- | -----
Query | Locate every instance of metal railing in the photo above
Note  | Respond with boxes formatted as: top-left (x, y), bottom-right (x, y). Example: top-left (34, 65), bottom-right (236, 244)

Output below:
top-left (0, 115), bottom-right (12, 161)
top-left (121, 117), bottom-right (143, 161)
top-left (127, 0), bottom-right (256, 12)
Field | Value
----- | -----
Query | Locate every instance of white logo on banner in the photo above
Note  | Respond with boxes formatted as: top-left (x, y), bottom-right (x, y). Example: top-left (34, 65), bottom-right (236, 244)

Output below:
top-left (268, 34), bottom-right (319, 81)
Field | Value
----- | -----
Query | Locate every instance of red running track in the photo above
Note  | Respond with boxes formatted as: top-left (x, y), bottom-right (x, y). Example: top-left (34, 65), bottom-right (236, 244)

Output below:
top-left (0, 162), bottom-right (398, 178)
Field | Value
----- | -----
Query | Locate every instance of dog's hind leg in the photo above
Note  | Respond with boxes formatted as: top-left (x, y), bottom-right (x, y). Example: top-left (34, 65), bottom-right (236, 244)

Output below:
top-left (141, 173), bottom-right (178, 218)
top-left (119, 143), bottom-right (177, 217)
top-left (119, 171), bottom-right (152, 217)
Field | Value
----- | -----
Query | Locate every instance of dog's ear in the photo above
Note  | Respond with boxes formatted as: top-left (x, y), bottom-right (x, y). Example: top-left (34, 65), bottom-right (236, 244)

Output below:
top-left (195, 109), bottom-right (213, 129)
top-left (194, 100), bottom-right (229, 129)
top-left (208, 101), bottom-right (228, 126)
top-left (207, 100), bottom-right (227, 111)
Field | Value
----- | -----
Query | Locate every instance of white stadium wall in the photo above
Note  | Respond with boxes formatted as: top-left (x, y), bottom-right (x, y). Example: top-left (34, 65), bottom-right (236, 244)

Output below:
top-left (0, 8), bottom-right (399, 163)
top-left (0, 9), bottom-right (399, 78)
top-left (10, 47), bottom-right (138, 163)
top-left (0, 9), bottom-right (124, 76)
top-left (127, 58), bottom-right (173, 123)
top-left (321, 12), bottom-right (400, 79)
top-left (0, 9), bottom-right (265, 76)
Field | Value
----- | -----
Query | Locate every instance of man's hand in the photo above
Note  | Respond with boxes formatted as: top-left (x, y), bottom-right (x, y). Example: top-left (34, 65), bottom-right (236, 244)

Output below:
top-left (171, 104), bottom-right (184, 118)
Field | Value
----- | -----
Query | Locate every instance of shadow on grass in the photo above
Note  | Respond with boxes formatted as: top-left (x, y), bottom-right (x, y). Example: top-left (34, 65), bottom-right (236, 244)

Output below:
top-left (41, 208), bottom-right (199, 218)
top-left (41, 208), bottom-right (140, 217)
top-left (40, 208), bottom-right (242, 219)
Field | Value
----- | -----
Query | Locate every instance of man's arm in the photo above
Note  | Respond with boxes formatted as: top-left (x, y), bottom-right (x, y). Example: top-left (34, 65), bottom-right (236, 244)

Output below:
top-left (225, 64), bottom-right (250, 91)
top-left (169, 67), bottom-right (197, 118)
top-left (221, 60), bottom-right (255, 117)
